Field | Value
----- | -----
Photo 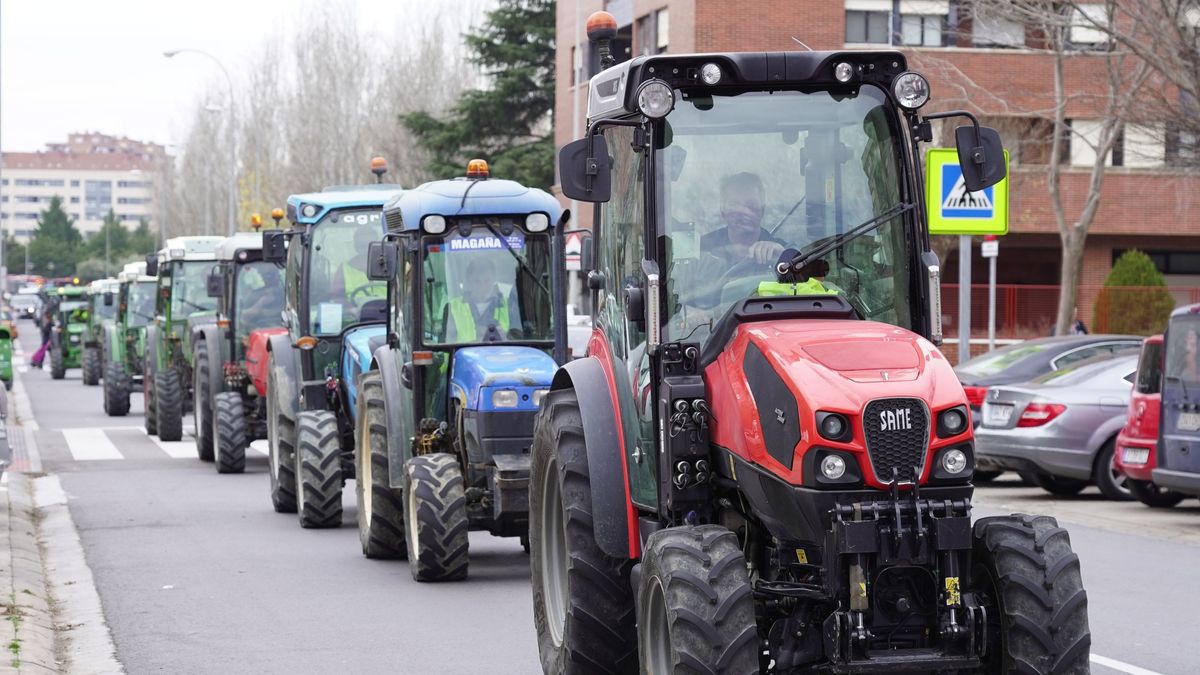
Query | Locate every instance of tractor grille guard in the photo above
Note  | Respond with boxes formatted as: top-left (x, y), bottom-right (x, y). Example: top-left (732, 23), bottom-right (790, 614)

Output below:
top-left (862, 398), bottom-right (930, 484)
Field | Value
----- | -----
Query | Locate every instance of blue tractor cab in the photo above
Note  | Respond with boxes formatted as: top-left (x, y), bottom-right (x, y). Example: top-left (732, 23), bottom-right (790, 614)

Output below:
top-left (352, 159), bottom-right (568, 573)
top-left (260, 159), bottom-right (402, 528)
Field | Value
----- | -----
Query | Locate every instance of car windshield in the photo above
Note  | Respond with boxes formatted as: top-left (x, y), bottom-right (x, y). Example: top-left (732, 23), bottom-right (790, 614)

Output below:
top-left (1136, 340), bottom-right (1164, 394)
top-left (421, 223), bottom-right (554, 345)
top-left (658, 86), bottom-right (911, 346)
top-left (956, 342), bottom-right (1050, 378)
top-left (235, 261), bottom-right (284, 342)
top-left (169, 261), bottom-right (218, 317)
top-left (1166, 316), bottom-right (1200, 383)
top-left (126, 281), bottom-right (156, 327)
top-left (307, 209), bottom-right (386, 335)
top-left (1033, 353), bottom-right (1138, 386)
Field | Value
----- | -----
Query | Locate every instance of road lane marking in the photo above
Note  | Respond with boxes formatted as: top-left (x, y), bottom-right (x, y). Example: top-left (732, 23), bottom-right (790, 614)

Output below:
top-left (249, 440), bottom-right (268, 456)
top-left (1091, 655), bottom-right (1164, 675)
top-left (62, 428), bottom-right (124, 461)
top-left (141, 430), bottom-right (196, 459)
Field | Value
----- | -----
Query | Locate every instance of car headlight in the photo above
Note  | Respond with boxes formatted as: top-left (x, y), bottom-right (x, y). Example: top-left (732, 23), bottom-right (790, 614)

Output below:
top-left (532, 389), bottom-right (548, 407)
top-left (942, 448), bottom-right (968, 475)
top-left (492, 389), bottom-right (519, 408)
top-left (820, 454), bottom-right (847, 480)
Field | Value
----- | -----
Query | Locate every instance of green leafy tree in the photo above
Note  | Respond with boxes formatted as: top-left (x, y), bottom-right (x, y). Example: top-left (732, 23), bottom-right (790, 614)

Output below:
top-left (128, 219), bottom-right (157, 256)
top-left (74, 258), bottom-right (108, 283)
top-left (27, 196), bottom-right (82, 277)
top-left (85, 210), bottom-right (130, 262)
top-left (3, 236), bottom-right (27, 276)
top-left (1094, 249), bottom-right (1175, 335)
top-left (402, 0), bottom-right (555, 189)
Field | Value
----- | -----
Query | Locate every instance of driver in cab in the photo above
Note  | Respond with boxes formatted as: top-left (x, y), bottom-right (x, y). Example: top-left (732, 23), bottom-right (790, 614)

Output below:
top-left (445, 257), bottom-right (519, 343)
top-left (701, 172), bottom-right (786, 266)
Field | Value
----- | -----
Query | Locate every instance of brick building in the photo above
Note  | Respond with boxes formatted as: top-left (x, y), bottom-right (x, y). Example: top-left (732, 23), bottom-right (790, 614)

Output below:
top-left (0, 132), bottom-right (163, 241)
top-left (553, 1), bottom-right (1200, 336)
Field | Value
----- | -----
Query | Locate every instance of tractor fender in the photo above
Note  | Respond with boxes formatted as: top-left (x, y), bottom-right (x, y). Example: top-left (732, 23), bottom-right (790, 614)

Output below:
top-left (371, 346), bottom-right (409, 490)
top-left (550, 356), bottom-right (630, 560)
top-left (246, 328), bottom-right (287, 397)
top-left (103, 323), bottom-right (121, 362)
top-left (266, 332), bottom-right (299, 418)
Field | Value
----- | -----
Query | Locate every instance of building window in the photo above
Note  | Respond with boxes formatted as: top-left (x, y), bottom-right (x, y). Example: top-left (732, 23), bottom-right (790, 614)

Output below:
top-left (846, 9), bottom-right (891, 44)
top-left (15, 213), bottom-right (38, 220)
top-left (15, 196), bottom-right (39, 203)
top-left (1114, 249), bottom-right (1200, 275)
top-left (117, 197), bottom-right (150, 205)
top-left (1166, 125), bottom-right (1199, 167)
top-left (655, 9), bottom-right (669, 52)
top-left (973, 8), bottom-right (1025, 48)
top-left (14, 178), bottom-right (64, 187)
top-left (1070, 4), bottom-right (1109, 48)
top-left (116, 180), bottom-right (151, 188)
top-left (1119, 124), bottom-right (1165, 168)
top-left (900, 14), bottom-right (944, 46)
top-left (70, 180), bottom-right (80, 187)
top-left (0, 196), bottom-right (6, 203)
top-left (0, 179), bottom-right (7, 186)
top-left (84, 180), bottom-right (113, 220)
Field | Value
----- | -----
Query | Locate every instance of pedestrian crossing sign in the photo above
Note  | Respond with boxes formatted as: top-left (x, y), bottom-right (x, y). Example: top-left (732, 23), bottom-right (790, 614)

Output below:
top-left (925, 148), bottom-right (1009, 235)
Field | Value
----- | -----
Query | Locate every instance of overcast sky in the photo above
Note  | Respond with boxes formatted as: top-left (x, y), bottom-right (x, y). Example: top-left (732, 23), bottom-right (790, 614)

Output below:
top-left (1, 0), bottom-right (483, 153)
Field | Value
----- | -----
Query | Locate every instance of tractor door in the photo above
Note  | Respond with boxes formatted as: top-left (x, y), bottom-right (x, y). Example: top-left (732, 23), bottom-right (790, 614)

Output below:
top-left (391, 247), bottom-right (418, 461)
top-left (596, 124), bottom-right (658, 509)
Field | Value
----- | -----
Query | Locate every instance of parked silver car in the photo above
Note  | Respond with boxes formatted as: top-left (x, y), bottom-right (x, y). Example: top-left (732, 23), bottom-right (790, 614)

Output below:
top-left (974, 352), bottom-right (1140, 500)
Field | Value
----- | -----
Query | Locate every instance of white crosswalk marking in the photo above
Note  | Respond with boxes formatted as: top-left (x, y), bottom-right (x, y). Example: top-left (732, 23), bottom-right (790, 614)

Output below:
top-left (249, 440), bottom-right (269, 456)
top-left (142, 429), bottom-right (196, 459)
top-left (62, 428), bottom-right (124, 461)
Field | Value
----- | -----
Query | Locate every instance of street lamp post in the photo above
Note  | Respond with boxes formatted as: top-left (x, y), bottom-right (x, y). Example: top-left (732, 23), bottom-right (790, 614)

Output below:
top-left (164, 49), bottom-right (237, 236)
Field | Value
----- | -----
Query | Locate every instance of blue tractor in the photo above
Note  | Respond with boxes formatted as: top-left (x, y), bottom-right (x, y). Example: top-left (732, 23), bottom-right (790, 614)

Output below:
top-left (260, 160), bottom-right (400, 528)
top-left (356, 160), bottom-right (568, 579)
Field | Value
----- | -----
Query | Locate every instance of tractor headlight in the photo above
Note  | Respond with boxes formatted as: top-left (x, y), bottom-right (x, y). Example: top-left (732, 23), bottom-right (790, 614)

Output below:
top-left (301, 204), bottom-right (319, 218)
top-left (938, 406), bottom-right (969, 437)
top-left (942, 448), bottom-right (969, 475)
top-left (169, 248), bottom-right (185, 260)
top-left (525, 213), bottom-right (549, 233)
top-left (422, 215), bottom-right (447, 235)
top-left (834, 62), bottom-right (855, 83)
top-left (492, 389), bottom-right (519, 408)
top-left (700, 62), bottom-right (722, 85)
top-left (532, 389), bottom-right (548, 407)
top-left (817, 412), bottom-right (851, 442)
top-left (69, 334), bottom-right (80, 344)
top-left (636, 80), bottom-right (675, 119)
top-left (820, 454), bottom-right (847, 480)
top-left (892, 72), bottom-right (930, 110)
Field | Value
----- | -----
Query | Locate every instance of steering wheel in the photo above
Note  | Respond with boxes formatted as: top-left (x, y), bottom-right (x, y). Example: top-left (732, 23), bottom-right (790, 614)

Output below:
top-left (348, 285), bottom-right (380, 306)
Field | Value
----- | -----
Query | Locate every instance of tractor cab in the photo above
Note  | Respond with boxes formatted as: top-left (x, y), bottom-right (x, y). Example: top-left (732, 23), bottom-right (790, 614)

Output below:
top-left (48, 285), bottom-right (89, 380)
top-left (211, 231), bottom-right (286, 364)
top-left (81, 278), bottom-right (120, 386)
top-left (529, 16), bottom-right (1088, 675)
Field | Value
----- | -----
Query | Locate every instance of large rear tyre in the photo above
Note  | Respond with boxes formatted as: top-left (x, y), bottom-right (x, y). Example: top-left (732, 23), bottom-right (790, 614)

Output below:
top-left (103, 359), bottom-right (130, 417)
top-left (355, 371), bottom-right (406, 559)
top-left (294, 410), bottom-right (342, 529)
top-left (1092, 441), bottom-right (1132, 501)
top-left (529, 389), bottom-right (637, 674)
top-left (266, 360), bottom-right (297, 513)
top-left (81, 347), bottom-right (101, 386)
top-left (1032, 472), bottom-right (1088, 497)
top-left (193, 340), bottom-right (215, 461)
top-left (637, 525), bottom-right (759, 675)
top-left (155, 369), bottom-right (184, 442)
top-left (403, 453), bottom-right (469, 581)
top-left (1128, 479), bottom-right (1185, 508)
top-left (974, 515), bottom-right (1091, 674)
top-left (49, 345), bottom-right (65, 380)
top-left (213, 391), bottom-right (247, 474)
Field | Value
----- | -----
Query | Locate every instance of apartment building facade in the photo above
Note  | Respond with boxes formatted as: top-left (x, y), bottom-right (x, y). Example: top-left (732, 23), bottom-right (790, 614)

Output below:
top-left (0, 132), bottom-right (163, 241)
top-left (554, 1), bottom-right (1200, 335)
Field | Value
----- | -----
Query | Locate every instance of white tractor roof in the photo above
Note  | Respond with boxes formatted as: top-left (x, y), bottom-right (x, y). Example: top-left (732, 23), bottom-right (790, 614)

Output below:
top-left (160, 235), bottom-right (225, 261)
top-left (215, 232), bottom-right (265, 261)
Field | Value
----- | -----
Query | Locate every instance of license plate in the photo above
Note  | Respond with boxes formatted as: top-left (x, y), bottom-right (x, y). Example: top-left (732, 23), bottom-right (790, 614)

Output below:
top-left (983, 403), bottom-right (1013, 426)
top-left (1178, 412), bottom-right (1200, 432)
top-left (1121, 447), bottom-right (1150, 465)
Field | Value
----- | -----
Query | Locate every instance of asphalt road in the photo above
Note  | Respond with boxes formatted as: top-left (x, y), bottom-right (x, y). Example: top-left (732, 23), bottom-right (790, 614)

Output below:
top-left (15, 326), bottom-right (1199, 674)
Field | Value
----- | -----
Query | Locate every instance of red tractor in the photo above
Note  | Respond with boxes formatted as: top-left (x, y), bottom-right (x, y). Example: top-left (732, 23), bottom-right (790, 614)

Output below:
top-left (527, 14), bottom-right (1090, 674)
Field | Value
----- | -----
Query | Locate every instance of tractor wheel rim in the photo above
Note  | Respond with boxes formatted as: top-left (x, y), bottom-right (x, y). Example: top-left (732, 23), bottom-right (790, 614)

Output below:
top-left (641, 577), bottom-right (671, 674)
top-left (540, 457), bottom-right (568, 647)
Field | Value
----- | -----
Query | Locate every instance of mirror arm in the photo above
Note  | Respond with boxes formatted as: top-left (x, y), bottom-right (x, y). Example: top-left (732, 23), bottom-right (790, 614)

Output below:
top-left (921, 110), bottom-right (986, 164)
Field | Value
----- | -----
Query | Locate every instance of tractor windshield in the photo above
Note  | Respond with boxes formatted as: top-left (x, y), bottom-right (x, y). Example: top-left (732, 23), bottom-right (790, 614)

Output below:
top-left (91, 294), bottom-right (117, 322)
top-left (59, 300), bottom-right (87, 322)
top-left (234, 261), bottom-right (285, 343)
top-left (420, 224), bottom-right (554, 345)
top-left (656, 85), bottom-right (914, 345)
top-left (169, 261), bottom-right (218, 317)
top-left (125, 281), bottom-right (156, 327)
top-left (306, 209), bottom-right (387, 335)
top-left (1166, 316), bottom-right (1200, 384)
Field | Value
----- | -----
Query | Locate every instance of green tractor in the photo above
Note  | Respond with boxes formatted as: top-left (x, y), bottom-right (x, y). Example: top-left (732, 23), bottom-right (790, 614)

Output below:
top-left (144, 236), bottom-right (224, 441)
top-left (103, 262), bottom-right (157, 416)
top-left (82, 278), bottom-right (119, 386)
top-left (192, 226), bottom-right (286, 470)
top-left (48, 285), bottom-right (89, 380)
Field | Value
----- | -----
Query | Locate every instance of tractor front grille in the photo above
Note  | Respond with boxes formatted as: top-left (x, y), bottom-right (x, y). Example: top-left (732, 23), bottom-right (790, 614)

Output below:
top-left (862, 398), bottom-right (929, 483)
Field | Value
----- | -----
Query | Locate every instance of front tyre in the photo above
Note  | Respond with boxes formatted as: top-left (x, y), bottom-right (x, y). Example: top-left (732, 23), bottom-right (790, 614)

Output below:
top-left (81, 346), bottom-right (101, 386)
top-left (144, 360), bottom-right (158, 435)
top-left (49, 344), bottom-right (65, 380)
top-left (403, 453), bottom-right (468, 581)
top-left (103, 359), bottom-right (130, 417)
top-left (294, 410), bottom-right (342, 528)
top-left (155, 368), bottom-right (184, 442)
top-left (266, 360), bottom-right (297, 513)
top-left (355, 371), bottom-right (406, 559)
top-left (529, 389), bottom-right (637, 674)
top-left (974, 515), bottom-right (1091, 674)
top-left (637, 526), bottom-right (759, 675)
top-left (193, 339), bottom-right (215, 461)
top-left (213, 391), bottom-right (247, 474)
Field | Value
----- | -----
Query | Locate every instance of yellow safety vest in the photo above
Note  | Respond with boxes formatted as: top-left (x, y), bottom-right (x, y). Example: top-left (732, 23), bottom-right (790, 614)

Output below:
top-left (449, 297), bottom-right (509, 341)
top-left (756, 278), bottom-right (837, 297)
top-left (343, 264), bottom-right (386, 300)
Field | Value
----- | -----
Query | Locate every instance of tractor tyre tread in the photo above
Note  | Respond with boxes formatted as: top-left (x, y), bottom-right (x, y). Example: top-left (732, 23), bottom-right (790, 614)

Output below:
top-left (295, 410), bottom-right (342, 528)
top-left (103, 359), bottom-right (130, 417)
top-left (81, 347), bottom-right (101, 386)
top-left (49, 345), bottom-right (65, 380)
top-left (403, 453), bottom-right (469, 581)
top-left (155, 369), bottom-right (184, 442)
top-left (267, 363), bottom-right (297, 513)
top-left (193, 341), bottom-right (215, 461)
top-left (974, 514), bottom-right (1091, 675)
top-left (356, 371), bottom-right (406, 559)
top-left (214, 391), bottom-right (247, 474)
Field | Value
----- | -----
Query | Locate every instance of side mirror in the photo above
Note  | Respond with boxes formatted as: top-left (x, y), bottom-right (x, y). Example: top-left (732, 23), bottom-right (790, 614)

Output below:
top-left (262, 231), bottom-right (287, 263)
top-left (367, 241), bottom-right (397, 281)
top-left (558, 135), bottom-right (611, 203)
top-left (206, 271), bottom-right (223, 298)
top-left (954, 125), bottom-right (1006, 192)
top-left (103, 292), bottom-right (114, 307)
top-left (145, 254), bottom-right (158, 277)
top-left (563, 228), bottom-right (594, 272)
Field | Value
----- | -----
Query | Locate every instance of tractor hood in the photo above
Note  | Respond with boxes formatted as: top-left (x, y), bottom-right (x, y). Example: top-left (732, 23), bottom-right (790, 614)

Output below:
top-left (343, 324), bottom-right (387, 375)
top-left (451, 346), bottom-right (556, 410)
